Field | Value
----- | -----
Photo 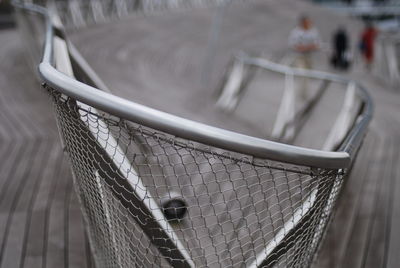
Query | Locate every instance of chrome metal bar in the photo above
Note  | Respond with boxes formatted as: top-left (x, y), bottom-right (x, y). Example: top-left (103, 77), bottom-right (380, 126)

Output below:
top-left (323, 82), bottom-right (357, 151)
top-left (13, 1), bottom-right (373, 170)
top-left (271, 72), bottom-right (295, 140)
top-left (39, 62), bottom-right (352, 169)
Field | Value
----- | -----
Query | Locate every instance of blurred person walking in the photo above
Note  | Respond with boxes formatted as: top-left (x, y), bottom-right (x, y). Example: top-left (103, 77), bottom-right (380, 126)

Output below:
top-left (289, 15), bottom-right (320, 99)
top-left (289, 15), bottom-right (320, 70)
top-left (359, 22), bottom-right (378, 70)
top-left (331, 26), bottom-right (350, 71)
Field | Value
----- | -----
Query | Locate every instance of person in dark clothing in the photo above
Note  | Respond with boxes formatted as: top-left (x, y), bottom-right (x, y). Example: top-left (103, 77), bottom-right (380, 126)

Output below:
top-left (342, 0), bottom-right (354, 5)
top-left (331, 26), bottom-right (350, 70)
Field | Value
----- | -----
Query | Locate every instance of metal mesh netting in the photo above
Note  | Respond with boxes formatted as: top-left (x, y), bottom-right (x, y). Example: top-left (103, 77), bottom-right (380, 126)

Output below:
top-left (47, 87), bottom-right (345, 268)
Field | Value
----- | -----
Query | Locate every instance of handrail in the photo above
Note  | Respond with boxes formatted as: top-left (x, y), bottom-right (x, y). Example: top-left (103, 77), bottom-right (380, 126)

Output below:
top-left (13, 1), bottom-right (373, 170)
top-left (36, 0), bottom-right (239, 29)
top-left (375, 34), bottom-right (400, 87)
top-left (237, 55), bottom-right (373, 158)
top-left (323, 2), bottom-right (400, 16)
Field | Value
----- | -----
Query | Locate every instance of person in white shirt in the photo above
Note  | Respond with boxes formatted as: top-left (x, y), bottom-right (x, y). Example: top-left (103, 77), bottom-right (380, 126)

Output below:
top-left (288, 15), bottom-right (321, 99)
top-left (289, 15), bottom-right (320, 69)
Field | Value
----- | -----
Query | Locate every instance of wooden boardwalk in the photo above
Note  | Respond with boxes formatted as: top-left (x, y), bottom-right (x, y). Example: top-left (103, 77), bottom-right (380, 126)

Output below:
top-left (0, 29), bottom-right (93, 268)
top-left (1, 0), bottom-right (400, 267)
top-left (315, 81), bottom-right (400, 267)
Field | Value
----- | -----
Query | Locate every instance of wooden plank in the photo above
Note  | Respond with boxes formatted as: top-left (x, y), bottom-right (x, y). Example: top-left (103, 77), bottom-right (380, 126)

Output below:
top-left (22, 142), bottom-right (64, 268)
top-left (0, 104), bottom-right (25, 140)
top-left (313, 132), bottom-right (378, 268)
top-left (384, 134), bottom-right (400, 267)
top-left (0, 29), bottom-right (89, 268)
top-left (0, 141), bottom-right (47, 268)
top-left (0, 143), bottom-right (21, 199)
top-left (67, 184), bottom-right (92, 268)
top-left (45, 157), bottom-right (73, 268)
top-left (363, 138), bottom-right (398, 268)
top-left (0, 112), bottom-right (12, 139)
top-left (16, 140), bottom-right (54, 268)
top-left (340, 137), bottom-right (391, 268)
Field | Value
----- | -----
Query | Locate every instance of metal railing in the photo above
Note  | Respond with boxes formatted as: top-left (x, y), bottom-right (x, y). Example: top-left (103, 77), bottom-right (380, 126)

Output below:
top-left (317, 0), bottom-right (400, 16)
top-left (22, 0), bottom-right (241, 28)
top-left (374, 33), bottom-right (400, 87)
top-left (14, 1), bottom-right (373, 267)
top-left (215, 53), bottom-right (363, 150)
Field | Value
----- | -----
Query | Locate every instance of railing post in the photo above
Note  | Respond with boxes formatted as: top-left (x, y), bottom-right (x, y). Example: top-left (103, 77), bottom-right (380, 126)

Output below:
top-left (90, 0), bottom-right (105, 23)
top-left (201, 1), bottom-right (227, 85)
top-left (216, 57), bottom-right (244, 111)
top-left (323, 82), bottom-right (356, 151)
top-left (386, 41), bottom-right (400, 85)
top-left (114, 0), bottom-right (129, 17)
top-left (272, 72), bottom-right (295, 140)
top-left (374, 37), bottom-right (384, 79)
top-left (68, 0), bottom-right (85, 27)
